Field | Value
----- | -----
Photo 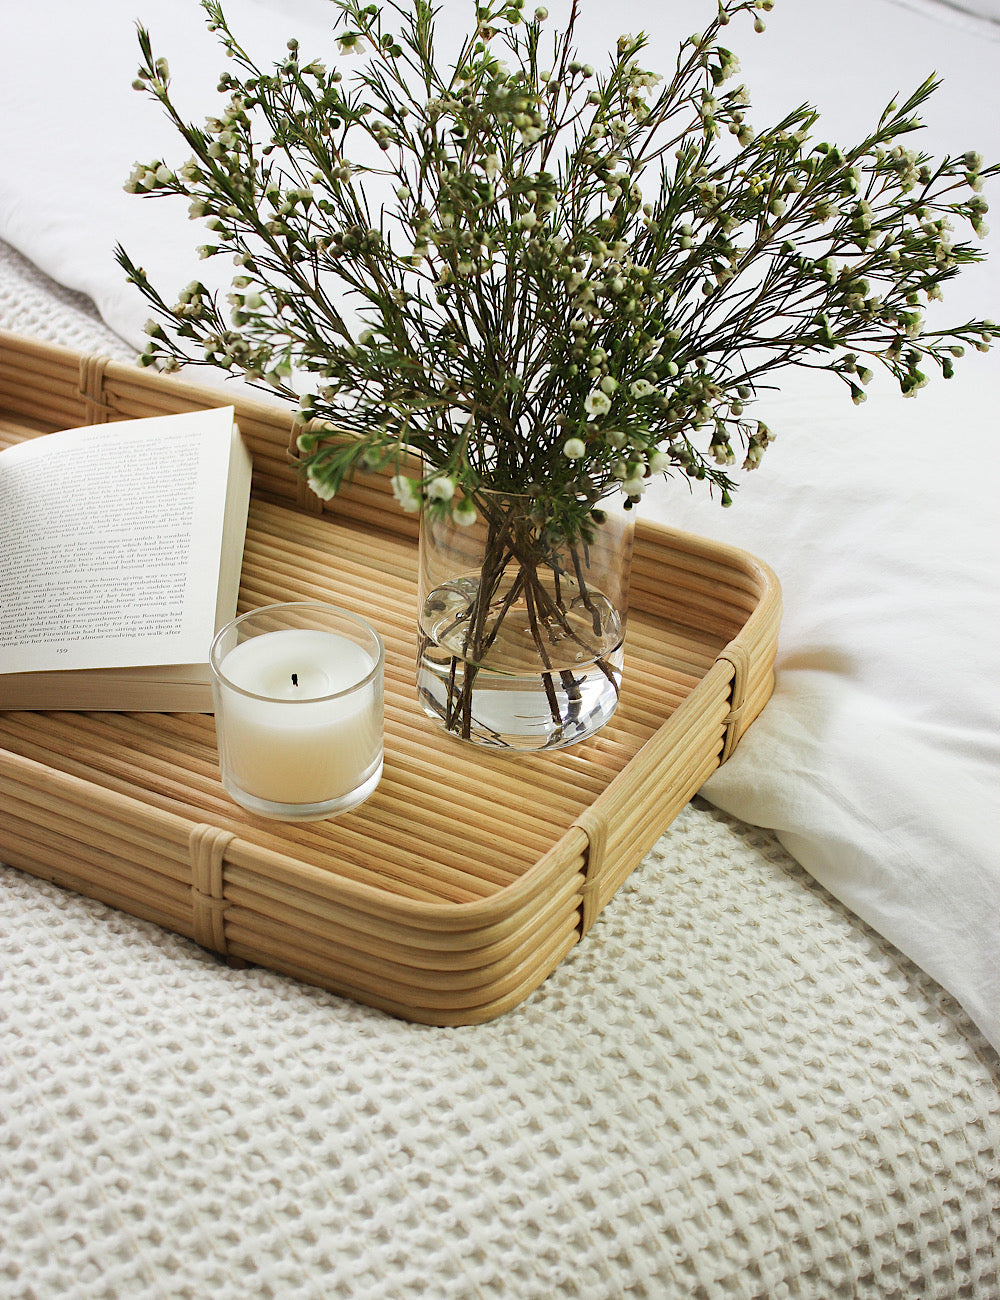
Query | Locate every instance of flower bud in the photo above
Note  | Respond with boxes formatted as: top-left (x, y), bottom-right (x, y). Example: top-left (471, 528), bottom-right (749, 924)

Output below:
top-left (307, 472), bottom-right (337, 501)
top-left (427, 475), bottom-right (456, 502)
top-left (391, 475), bottom-right (422, 512)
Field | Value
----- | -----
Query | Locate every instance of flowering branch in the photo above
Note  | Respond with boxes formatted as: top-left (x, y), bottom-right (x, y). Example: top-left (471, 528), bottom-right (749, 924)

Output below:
top-left (117, 0), bottom-right (997, 535)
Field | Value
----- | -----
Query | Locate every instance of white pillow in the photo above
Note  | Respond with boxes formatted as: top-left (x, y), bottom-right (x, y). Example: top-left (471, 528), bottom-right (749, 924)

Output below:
top-left (931, 0), bottom-right (1000, 20)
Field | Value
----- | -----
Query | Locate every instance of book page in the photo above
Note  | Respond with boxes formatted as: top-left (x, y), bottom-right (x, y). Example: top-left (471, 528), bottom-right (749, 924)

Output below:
top-left (0, 406), bottom-right (237, 674)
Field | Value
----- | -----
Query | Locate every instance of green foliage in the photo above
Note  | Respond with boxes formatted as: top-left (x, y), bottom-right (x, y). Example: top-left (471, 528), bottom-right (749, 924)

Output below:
top-left (118, 0), bottom-right (997, 531)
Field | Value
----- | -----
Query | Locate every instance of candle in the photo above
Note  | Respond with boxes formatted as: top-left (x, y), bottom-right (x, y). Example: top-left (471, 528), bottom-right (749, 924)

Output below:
top-left (211, 605), bottom-right (384, 820)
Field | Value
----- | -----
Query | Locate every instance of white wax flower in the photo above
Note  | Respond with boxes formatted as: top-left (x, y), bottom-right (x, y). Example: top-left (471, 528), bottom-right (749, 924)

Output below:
top-left (391, 475), bottom-right (422, 512)
top-left (427, 475), bottom-right (456, 502)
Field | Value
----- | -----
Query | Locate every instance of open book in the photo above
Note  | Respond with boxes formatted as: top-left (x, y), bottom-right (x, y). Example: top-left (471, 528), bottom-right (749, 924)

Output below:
top-left (0, 406), bottom-right (252, 711)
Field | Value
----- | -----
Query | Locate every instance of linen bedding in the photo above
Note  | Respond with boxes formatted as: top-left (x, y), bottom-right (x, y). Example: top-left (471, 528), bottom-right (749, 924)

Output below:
top-left (1, 0), bottom-right (999, 1295)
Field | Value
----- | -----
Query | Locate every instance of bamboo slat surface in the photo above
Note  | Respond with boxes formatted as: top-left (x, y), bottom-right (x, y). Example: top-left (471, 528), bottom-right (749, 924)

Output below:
top-left (0, 331), bottom-right (782, 1023)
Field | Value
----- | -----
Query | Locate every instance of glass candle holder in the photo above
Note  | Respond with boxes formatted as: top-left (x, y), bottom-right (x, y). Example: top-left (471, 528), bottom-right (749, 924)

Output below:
top-left (210, 603), bottom-right (384, 821)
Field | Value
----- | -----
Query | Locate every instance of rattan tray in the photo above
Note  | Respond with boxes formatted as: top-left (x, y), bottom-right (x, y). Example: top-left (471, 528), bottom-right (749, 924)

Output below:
top-left (0, 330), bottom-right (781, 1024)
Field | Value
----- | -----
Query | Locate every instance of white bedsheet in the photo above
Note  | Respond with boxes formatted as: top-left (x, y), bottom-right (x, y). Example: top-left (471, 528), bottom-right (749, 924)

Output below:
top-left (0, 0), bottom-right (998, 1049)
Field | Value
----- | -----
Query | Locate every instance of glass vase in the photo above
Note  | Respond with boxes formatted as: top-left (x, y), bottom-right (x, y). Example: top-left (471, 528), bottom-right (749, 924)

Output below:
top-left (416, 492), bottom-right (635, 751)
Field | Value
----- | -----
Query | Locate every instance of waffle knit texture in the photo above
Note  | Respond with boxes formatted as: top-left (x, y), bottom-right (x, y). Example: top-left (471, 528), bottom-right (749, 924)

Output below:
top-left (1, 240), bottom-right (999, 1298)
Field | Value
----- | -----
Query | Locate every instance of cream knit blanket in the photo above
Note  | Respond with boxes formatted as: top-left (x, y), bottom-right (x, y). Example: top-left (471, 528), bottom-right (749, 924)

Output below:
top-left (1, 240), bottom-right (998, 1299)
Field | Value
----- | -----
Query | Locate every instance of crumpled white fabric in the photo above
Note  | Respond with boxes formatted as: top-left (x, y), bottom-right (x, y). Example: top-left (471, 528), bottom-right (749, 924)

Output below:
top-left (646, 367), bottom-right (1000, 1050)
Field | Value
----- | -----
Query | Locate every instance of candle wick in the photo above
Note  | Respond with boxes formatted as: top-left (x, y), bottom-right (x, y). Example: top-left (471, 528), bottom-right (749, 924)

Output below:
top-left (291, 673), bottom-right (299, 688)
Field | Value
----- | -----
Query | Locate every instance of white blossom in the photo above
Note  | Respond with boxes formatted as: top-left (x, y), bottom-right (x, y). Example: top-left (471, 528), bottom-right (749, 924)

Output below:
top-left (307, 472), bottom-right (337, 501)
top-left (427, 475), bottom-right (456, 502)
top-left (391, 474), bottom-right (422, 512)
top-left (584, 390), bottom-right (612, 418)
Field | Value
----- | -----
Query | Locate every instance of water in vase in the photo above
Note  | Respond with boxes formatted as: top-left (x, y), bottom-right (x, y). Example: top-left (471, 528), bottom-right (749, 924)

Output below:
top-left (416, 573), bottom-right (624, 751)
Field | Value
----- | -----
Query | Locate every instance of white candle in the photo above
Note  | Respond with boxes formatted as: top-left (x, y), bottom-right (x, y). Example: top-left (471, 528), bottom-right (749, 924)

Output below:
top-left (216, 628), bottom-right (382, 807)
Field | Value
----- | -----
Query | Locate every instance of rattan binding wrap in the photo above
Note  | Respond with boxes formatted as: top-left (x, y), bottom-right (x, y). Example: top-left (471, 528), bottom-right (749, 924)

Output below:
top-left (0, 330), bottom-right (782, 1024)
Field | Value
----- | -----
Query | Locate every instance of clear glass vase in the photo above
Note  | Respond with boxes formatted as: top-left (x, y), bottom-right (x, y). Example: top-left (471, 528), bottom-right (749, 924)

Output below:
top-left (416, 492), bottom-right (635, 751)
